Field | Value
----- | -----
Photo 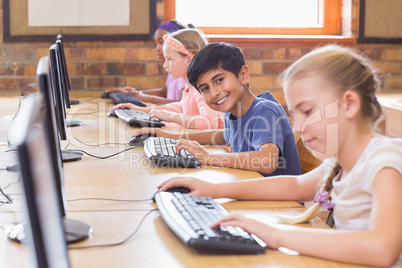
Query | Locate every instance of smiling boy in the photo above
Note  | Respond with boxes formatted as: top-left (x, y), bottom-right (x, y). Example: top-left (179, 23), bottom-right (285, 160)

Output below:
top-left (136, 42), bottom-right (300, 176)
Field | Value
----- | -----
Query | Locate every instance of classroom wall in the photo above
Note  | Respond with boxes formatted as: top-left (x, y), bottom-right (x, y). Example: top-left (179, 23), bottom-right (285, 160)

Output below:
top-left (0, 0), bottom-right (401, 103)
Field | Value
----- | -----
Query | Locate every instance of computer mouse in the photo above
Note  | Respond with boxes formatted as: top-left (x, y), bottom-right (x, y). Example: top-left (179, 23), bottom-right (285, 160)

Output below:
top-left (107, 107), bottom-right (129, 117)
top-left (127, 133), bottom-right (156, 146)
top-left (151, 186), bottom-right (191, 202)
top-left (166, 186), bottom-right (191, 194)
top-left (101, 92), bottom-right (110, 98)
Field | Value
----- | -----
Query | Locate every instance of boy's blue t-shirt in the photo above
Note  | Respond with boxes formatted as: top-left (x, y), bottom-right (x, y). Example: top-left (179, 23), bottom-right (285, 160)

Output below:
top-left (223, 91), bottom-right (301, 176)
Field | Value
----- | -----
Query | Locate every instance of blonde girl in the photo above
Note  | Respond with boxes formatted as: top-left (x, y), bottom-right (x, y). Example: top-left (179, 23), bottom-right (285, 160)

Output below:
top-left (106, 20), bottom-right (189, 104)
top-left (113, 28), bottom-right (224, 130)
top-left (157, 45), bottom-right (402, 267)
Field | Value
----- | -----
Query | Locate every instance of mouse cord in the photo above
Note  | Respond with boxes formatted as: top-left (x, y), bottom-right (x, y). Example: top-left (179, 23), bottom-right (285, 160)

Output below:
top-left (64, 146), bottom-right (140, 159)
top-left (69, 136), bottom-right (128, 148)
top-left (63, 140), bottom-right (71, 150)
top-left (11, 97), bottom-right (23, 121)
top-left (0, 167), bottom-right (20, 206)
top-left (68, 209), bottom-right (158, 250)
top-left (67, 197), bottom-right (152, 202)
top-left (63, 148), bottom-right (132, 159)
top-left (11, 95), bottom-right (37, 121)
top-left (66, 108), bottom-right (107, 115)
top-left (0, 186), bottom-right (13, 206)
top-left (73, 96), bottom-right (100, 102)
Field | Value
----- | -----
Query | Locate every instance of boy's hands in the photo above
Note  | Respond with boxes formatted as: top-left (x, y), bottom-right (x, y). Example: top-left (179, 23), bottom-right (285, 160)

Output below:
top-left (175, 139), bottom-right (210, 164)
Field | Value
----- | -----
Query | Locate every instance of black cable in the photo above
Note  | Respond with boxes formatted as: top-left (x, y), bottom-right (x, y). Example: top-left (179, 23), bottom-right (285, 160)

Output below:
top-left (66, 109), bottom-right (107, 115)
top-left (71, 136), bottom-right (127, 148)
top-left (68, 209), bottom-right (157, 250)
top-left (0, 167), bottom-right (20, 205)
top-left (67, 197), bottom-right (152, 202)
top-left (11, 96), bottom-right (23, 121)
top-left (0, 165), bottom-right (20, 172)
top-left (64, 146), bottom-right (140, 159)
top-left (74, 96), bottom-right (101, 102)
top-left (11, 95), bottom-right (37, 121)
top-left (0, 187), bottom-right (13, 205)
top-left (4, 148), bottom-right (18, 153)
top-left (63, 140), bottom-right (71, 150)
top-left (2, 181), bottom-right (20, 191)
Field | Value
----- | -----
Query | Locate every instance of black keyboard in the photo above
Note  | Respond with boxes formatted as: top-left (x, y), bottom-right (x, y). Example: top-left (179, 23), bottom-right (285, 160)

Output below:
top-left (144, 137), bottom-right (200, 168)
top-left (115, 109), bottom-right (165, 128)
top-left (109, 92), bottom-right (146, 107)
top-left (155, 191), bottom-right (266, 254)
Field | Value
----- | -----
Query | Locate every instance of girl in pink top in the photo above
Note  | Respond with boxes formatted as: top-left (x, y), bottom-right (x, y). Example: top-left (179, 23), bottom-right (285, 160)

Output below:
top-left (106, 21), bottom-right (187, 104)
top-left (113, 28), bottom-right (224, 130)
top-left (166, 73), bottom-right (185, 101)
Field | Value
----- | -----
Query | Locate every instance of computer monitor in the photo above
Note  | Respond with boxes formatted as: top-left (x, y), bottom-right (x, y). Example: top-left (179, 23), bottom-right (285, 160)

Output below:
top-left (49, 44), bottom-right (67, 141)
top-left (6, 56), bottom-right (91, 244)
top-left (52, 39), bottom-right (82, 127)
top-left (56, 34), bottom-right (80, 107)
top-left (55, 39), bottom-right (71, 109)
top-left (11, 93), bottom-right (71, 268)
top-left (49, 44), bottom-right (83, 162)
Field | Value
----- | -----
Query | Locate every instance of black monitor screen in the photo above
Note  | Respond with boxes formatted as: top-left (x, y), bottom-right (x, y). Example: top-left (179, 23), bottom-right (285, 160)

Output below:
top-left (56, 39), bottom-right (71, 108)
top-left (12, 93), bottom-right (70, 268)
top-left (49, 44), bottom-right (67, 141)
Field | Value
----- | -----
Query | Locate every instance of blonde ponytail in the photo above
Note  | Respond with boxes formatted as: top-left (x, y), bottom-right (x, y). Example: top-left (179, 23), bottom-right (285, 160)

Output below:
top-left (278, 163), bottom-right (341, 224)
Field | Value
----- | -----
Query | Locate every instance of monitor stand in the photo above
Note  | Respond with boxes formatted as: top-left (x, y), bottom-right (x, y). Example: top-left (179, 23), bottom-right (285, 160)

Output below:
top-left (66, 119), bottom-right (82, 127)
top-left (62, 150), bottom-right (83, 162)
top-left (5, 218), bottom-right (92, 244)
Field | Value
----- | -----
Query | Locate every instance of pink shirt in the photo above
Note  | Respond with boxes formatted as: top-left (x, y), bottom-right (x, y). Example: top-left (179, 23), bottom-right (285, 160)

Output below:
top-left (166, 74), bottom-right (186, 101)
top-left (166, 87), bottom-right (224, 130)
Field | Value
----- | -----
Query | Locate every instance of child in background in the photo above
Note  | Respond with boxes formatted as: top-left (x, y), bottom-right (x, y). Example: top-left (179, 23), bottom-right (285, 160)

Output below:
top-left (135, 43), bottom-right (300, 176)
top-left (106, 20), bottom-right (189, 104)
top-left (112, 29), bottom-right (224, 130)
top-left (157, 45), bottom-right (402, 267)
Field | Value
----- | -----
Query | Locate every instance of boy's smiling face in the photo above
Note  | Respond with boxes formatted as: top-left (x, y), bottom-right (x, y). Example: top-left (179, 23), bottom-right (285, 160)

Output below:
top-left (196, 66), bottom-right (251, 117)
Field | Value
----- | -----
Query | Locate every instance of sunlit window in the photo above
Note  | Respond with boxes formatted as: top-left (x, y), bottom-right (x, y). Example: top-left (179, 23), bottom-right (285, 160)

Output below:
top-left (164, 0), bottom-right (341, 35)
top-left (176, 0), bottom-right (322, 28)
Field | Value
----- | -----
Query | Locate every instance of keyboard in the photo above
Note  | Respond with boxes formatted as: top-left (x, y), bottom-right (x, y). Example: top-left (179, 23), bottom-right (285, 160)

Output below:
top-left (155, 191), bottom-right (266, 254)
top-left (109, 92), bottom-right (146, 107)
top-left (144, 137), bottom-right (200, 168)
top-left (114, 109), bottom-right (165, 128)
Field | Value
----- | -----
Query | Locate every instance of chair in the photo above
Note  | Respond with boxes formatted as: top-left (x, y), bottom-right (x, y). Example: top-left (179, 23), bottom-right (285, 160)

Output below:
top-left (296, 137), bottom-right (322, 174)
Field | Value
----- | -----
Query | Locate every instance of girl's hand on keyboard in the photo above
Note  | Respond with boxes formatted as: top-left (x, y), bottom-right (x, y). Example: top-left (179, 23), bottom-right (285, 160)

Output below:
top-left (133, 127), bottom-right (162, 138)
top-left (158, 176), bottom-right (218, 198)
top-left (149, 109), bottom-right (178, 122)
top-left (175, 139), bottom-right (209, 163)
top-left (105, 87), bottom-right (131, 94)
top-left (112, 103), bottom-right (148, 112)
top-left (210, 213), bottom-right (279, 249)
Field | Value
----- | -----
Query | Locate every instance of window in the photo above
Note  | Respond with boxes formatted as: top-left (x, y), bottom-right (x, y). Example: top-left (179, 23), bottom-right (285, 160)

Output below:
top-left (164, 0), bottom-right (341, 36)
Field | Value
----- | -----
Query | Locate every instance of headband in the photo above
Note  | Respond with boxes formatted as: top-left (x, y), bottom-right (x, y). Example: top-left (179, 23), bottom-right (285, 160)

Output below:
top-left (158, 22), bottom-right (181, 33)
top-left (163, 34), bottom-right (194, 57)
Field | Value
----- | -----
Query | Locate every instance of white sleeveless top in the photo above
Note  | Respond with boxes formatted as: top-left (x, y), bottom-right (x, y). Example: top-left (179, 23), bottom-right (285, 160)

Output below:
top-left (331, 135), bottom-right (402, 267)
